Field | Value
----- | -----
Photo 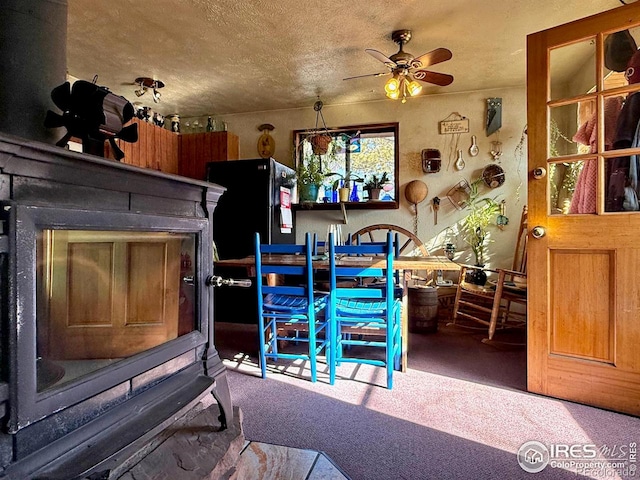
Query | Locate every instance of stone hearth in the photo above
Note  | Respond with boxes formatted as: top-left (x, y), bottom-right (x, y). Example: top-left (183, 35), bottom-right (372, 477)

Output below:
top-left (115, 398), bottom-right (244, 480)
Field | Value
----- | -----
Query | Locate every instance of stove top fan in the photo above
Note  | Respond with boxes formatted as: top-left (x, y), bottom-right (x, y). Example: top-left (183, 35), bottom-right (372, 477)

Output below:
top-left (44, 78), bottom-right (138, 160)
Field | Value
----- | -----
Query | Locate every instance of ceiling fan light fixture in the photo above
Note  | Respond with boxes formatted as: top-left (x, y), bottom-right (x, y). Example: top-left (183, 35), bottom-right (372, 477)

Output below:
top-left (407, 79), bottom-right (422, 96)
top-left (386, 90), bottom-right (400, 100)
top-left (384, 76), bottom-right (400, 94)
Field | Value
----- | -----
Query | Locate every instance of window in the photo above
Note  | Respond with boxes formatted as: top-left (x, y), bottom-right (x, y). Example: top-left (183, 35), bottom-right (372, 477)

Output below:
top-left (293, 122), bottom-right (399, 209)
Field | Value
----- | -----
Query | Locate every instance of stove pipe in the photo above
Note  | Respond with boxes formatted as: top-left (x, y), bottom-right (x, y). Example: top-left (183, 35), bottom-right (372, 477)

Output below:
top-left (0, 0), bottom-right (67, 144)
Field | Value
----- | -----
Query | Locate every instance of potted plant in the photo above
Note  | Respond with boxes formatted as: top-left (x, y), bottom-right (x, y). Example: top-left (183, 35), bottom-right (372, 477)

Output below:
top-left (364, 172), bottom-right (389, 201)
top-left (295, 155), bottom-right (325, 202)
top-left (461, 178), bottom-right (500, 284)
top-left (326, 171), bottom-right (363, 202)
top-left (308, 134), bottom-right (333, 155)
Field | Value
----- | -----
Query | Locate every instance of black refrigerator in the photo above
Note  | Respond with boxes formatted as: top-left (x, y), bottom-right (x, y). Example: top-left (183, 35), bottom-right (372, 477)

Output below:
top-left (207, 158), bottom-right (295, 324)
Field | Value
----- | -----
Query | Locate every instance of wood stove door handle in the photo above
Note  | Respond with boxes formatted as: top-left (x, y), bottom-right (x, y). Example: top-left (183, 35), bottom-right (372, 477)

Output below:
top-left (206, 275), bottom-right (252, 288)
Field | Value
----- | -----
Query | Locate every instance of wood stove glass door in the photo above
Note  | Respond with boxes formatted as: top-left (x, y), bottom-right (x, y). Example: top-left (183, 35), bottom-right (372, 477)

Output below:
top-left (36, 230), bottom-right (196, 391)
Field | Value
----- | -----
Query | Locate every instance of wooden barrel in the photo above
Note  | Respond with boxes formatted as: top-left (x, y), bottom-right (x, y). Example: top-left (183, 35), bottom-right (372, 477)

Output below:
top-left (408, 286), bottom-right (438, 333)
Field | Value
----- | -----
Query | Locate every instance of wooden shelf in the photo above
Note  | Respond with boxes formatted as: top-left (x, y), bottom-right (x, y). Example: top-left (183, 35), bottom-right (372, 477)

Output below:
top-left (293, 201), bottom-right (397, 211)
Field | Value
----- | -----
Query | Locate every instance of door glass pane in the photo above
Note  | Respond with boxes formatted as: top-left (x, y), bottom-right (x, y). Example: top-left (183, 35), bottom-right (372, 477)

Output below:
top-left (550, 39), bottom-right (596, 101)
top-left (602, 27), bottom-right (640, 89)
top-left (549, 160), bottom-right (593, 215)
top-left (603, 94), bottom-right (627, 151)
top-left (605, 155), bottom-right (640, 212)
top-left (550, 102), bottom-right (590, 157)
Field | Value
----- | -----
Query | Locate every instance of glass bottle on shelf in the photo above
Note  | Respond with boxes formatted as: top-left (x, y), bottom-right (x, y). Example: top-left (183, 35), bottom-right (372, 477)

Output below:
top-left (349, 182), bottom-right (360, 202)
top-left (206, 116), bottom-right (214, 132)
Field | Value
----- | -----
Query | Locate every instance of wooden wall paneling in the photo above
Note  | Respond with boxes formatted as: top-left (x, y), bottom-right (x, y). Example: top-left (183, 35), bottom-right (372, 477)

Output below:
top-left (189, 133), bottom-right (198, 178)
top-left (140, 120), bottom-right (148, 167)
top-left (130, 118), bottom-right (143, 167)
top-left (186, 134), bottom-right (198, 178)
top-left (177, 134), bottom-right (185, 177)
top-left (196, 133), bottom-right (205, 180)
top-left (211, 132), bottom-right (221, 162)
top-left (112, 125), bottom-right (238, 178)
top-left (228, 131), bottom-right (239, 160)
top-left (155, 125), bottom-right (163, 171)
top-left (147, 119), bottom-right (155, 169)
top-left (168, 128), bottom-right (179, 174)
top-left (160, 127), bottom-right (168, 172)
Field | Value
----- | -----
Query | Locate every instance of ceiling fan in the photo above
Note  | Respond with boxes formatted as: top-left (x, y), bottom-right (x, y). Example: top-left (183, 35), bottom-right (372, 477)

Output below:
top-left (344, 29), bottom-right (454, 103)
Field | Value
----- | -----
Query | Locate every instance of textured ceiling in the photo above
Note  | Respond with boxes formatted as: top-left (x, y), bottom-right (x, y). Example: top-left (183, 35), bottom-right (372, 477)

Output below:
top-left (67, 0), bottom-right (626, 118)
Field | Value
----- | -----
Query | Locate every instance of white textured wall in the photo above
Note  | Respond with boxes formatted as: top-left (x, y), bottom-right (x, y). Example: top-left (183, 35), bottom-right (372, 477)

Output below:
top-left (218, 86), bottom-right (527, 269)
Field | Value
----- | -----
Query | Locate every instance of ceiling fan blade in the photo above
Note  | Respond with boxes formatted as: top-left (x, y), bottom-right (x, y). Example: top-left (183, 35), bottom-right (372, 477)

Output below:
top-left (412, 48), bottom-right (452, 68)
top-left (365, 49), bottom-right (396, 67)
top-left (413, 70), bottom-right (454, 86)
top-left (343, 72), bottom-right (391, 81)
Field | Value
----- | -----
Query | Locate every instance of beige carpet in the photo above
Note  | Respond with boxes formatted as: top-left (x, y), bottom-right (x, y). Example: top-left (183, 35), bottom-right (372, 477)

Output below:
top-left (215, 321), bottom-right (639, 480)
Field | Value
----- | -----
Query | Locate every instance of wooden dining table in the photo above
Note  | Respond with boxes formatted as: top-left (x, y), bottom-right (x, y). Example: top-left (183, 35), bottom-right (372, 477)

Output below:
top-left (215, 254), bottom-right (460, 372)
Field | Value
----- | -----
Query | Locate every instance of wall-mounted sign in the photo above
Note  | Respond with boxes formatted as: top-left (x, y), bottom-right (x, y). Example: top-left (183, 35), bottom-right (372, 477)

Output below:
top-left (439, 118), bottom-right (469, 134)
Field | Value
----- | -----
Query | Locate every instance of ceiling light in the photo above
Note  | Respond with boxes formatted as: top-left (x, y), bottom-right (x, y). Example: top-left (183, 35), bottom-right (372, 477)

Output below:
top-left (407, 78), bottom-right (422, 96)
top-left (386, 89), bottom-right (400, 100)
top-left (386, 71), bottom-right (424, 103)
top-left (384, 76), bottom-right (400, 95)
top-left (133, 77), bottom-right (164, 103)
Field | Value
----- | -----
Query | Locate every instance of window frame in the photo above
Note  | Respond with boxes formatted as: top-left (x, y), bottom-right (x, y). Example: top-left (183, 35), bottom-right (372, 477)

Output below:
top-left (293, 122), bottom-right (399, 210)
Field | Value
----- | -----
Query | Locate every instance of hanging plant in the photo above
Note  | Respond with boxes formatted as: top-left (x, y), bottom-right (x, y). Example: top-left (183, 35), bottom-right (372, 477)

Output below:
top-left (305, 99), bottom-right (335, 155)
top-left (309, 134), bottom-right (333, 155)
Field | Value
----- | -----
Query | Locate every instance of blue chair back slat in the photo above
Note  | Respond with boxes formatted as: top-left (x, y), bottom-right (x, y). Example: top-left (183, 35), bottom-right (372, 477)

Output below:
top-left (333, 266), bottom-right (385, 277)
top-left (261, 265), bottom-right (306, 275)
top-left (335, 289), bottom-right (384, 299)
top-left (263, 285), bottom-right (306, 296)
top-left (335, 244), bottom-right (387, 255)
top-left (259, 241), bottom-right (306, 253)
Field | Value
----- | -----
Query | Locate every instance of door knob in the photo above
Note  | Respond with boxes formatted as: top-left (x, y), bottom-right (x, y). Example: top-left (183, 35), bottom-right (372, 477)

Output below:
top-left (532, 167), bottom-right (546, 180)
top-left (531, 226), bottom-right (546, 239)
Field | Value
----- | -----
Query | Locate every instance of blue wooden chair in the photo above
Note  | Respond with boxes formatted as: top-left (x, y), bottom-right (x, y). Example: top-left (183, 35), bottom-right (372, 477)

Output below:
top-left (255, 232), bottom-right (330, 382)
top-left (327, 231), bottom-right (402, 389)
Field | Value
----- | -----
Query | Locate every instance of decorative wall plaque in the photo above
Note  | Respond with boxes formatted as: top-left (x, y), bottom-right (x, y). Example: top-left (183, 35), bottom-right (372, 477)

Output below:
top-left (439, 118), bottom-right (469, 134)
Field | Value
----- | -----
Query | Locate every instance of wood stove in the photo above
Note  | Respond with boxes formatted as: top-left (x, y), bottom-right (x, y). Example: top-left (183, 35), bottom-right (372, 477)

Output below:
top-left (0, 133), bottom-right (232, 479)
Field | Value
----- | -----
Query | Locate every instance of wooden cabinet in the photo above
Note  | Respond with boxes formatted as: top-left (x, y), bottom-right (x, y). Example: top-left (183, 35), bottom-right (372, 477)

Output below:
top-left (110, 118), bottom-right (179, 174)
top-left (109, 121), bottom-right (239, 181)
top-left (178, 131), bottom-right (239, 180)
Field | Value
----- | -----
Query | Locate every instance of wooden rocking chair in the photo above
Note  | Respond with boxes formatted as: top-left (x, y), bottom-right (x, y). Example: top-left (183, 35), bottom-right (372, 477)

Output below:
top-left (449, 206), bottom-right (528, 343)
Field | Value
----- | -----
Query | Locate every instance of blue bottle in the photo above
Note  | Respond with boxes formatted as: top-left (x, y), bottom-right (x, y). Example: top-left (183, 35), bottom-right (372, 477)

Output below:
top-left (349, 182), bottom-right (359, 202)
